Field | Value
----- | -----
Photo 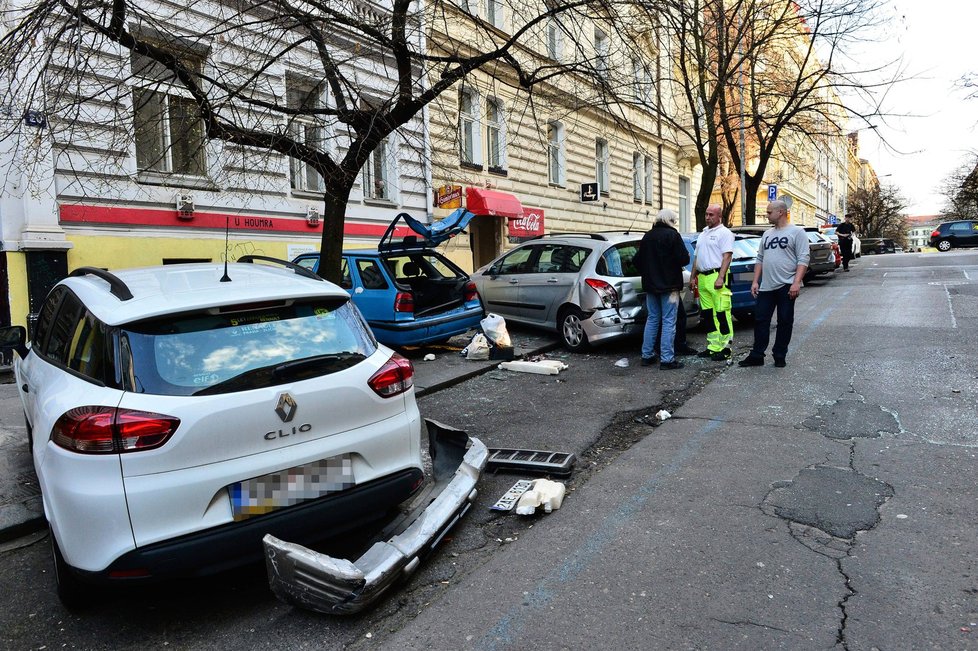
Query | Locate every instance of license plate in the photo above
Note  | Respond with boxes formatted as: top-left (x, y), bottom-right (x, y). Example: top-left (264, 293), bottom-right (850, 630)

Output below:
top-left (230, 455), bottom-right (355, 521)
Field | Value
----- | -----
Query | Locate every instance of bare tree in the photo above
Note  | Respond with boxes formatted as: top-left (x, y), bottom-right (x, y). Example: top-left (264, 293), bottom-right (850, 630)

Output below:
top-left (0, 0), bottom-right (617, 283)
top-left (939, 152), bottom-right (978, 220)
top-left (847, 182), bottom-right (907, 242)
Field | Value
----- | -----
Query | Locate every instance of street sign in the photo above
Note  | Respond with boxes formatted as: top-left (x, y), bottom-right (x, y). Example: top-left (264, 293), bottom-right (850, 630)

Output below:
top-left (828, 215), bottom-right (838, 225)
top-left (580, 182), bottom-right (599, 202)
top-left (767, 184), bottom-right (777, 201)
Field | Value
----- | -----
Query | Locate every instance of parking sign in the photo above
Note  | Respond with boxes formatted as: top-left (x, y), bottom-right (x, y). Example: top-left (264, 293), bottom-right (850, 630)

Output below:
top-left (767, 184), bottom-right (777, 201)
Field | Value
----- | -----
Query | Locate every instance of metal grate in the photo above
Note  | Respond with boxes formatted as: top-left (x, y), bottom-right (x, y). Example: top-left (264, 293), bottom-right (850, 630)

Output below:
top-left (486, 448), bottom-right (575, 477)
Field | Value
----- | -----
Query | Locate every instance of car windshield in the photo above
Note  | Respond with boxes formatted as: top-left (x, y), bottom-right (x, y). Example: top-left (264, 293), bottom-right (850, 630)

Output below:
top-left (119, 297), bottom-right (376, 396)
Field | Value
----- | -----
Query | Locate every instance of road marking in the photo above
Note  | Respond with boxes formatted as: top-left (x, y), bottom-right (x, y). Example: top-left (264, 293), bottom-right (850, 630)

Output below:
top-left (944, 285), bottom-right (958, 329)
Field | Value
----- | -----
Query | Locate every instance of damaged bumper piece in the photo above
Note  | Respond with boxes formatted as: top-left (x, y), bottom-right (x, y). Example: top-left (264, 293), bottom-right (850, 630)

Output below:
top-left (263, 419), bottom-right (488, 615)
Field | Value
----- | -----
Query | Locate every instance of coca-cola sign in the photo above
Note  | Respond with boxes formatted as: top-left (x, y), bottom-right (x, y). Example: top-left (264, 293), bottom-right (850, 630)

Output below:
top-left (509, 208), bottom-right (544, 237)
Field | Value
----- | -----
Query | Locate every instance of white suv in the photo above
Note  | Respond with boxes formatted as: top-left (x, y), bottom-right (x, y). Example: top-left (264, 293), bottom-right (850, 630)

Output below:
top-left (0, 258), bottom-right (485, 611)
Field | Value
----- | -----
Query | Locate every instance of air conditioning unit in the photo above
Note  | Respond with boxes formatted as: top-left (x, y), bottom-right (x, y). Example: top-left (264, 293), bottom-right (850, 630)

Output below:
top-left (176, 194), bottom-right (195, 220)
top-left (306, 206), bottom-right (321, 227)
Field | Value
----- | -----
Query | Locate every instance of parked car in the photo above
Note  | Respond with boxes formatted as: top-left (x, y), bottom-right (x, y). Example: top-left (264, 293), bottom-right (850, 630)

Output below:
top-left (0, 258), bottom-right (485, 610)
top-left (688, 232), bottom-right (759, 323)
top-left (861, 237), bottom-right (896, 255)
top-left (293, 246), bottom-right (483, 347)
top-left (471, 232), bottom-right (699, 351)
top-left (729, 225), bottom-right (836, 279)
top-left (820, 226), bottom-right (862, 257)
top-left (930, 220), bottom-right (978, 252)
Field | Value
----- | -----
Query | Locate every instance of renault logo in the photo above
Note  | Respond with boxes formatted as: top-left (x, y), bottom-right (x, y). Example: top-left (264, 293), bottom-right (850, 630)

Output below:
top-left (275, 393), bottom-right (298, 423)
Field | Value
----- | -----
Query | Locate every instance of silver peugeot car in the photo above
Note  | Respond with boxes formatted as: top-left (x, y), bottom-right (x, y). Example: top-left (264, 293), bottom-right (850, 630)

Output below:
top-left (472, 232), bottom-right (699, 351)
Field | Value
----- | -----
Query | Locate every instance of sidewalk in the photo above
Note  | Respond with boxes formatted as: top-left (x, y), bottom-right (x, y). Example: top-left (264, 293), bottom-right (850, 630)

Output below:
top-left (0, 329), bottom-right (558, 543)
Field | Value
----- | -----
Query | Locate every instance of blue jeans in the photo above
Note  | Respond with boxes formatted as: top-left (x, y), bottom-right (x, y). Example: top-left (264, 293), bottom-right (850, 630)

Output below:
top-left (642, 291), bottom-right (679, 362)
top-left (750, 285), bottom-right (795, 360)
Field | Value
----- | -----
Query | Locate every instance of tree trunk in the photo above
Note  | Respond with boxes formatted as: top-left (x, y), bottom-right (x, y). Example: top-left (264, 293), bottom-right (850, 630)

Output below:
top-left (694, 163), bottom-right (717, 232)
top-left (317, 182), bottom-right (354, 285)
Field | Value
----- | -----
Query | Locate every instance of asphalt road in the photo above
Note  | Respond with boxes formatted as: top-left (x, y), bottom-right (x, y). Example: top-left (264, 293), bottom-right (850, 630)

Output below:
top-left (2, 250), bottom-right (977, 650)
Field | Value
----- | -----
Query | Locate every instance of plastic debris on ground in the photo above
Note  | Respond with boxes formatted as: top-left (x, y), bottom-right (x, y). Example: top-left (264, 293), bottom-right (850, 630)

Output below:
top-left (480, 313), bottom-right (512, 348)
top-left (514, 479), bottom-right (566, 515)
top-left (614, 358), bottom-right (629, 368)
top-left (499, 359), bottom-right (569, 375)
top-left (423, 353), bottom-right (436, 361)
top-left (461, 333), bottom-right (491, 360)
top-left (656, 409), bottom-right (671, 421)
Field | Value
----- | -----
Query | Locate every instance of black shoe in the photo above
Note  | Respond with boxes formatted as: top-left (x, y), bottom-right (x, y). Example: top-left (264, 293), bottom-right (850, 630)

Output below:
top-left (738, 356), bottom-right (764, 367)
top-left (676, 345), bottom-right (699, 356)
top-left (660, 360), bottom-right (684, 370)
top-left (640, 356), bottom-right (658, 367)
top-left (696, 349), bottom-right (714, 358)
top-left (710, 348), bottom-right (731, 361)
top-left (774, 358), bottom-right (786, 368)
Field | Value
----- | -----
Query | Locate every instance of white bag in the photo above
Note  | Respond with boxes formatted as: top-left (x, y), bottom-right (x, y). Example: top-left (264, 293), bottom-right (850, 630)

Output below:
top-left (462, 333), bottom-right (491, 360)
top-left (480, 313), bottom-right (512, 348)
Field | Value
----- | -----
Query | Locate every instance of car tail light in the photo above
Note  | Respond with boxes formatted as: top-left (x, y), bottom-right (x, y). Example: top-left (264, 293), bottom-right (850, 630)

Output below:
top-left (368, 353), bottom-right (415, 398)
top-left (464, 281), bottom-right (479, 303)
top-left (393, 291), bottom-right (414, 313)
top-left (584, 278), bottom-right (619, 308)
top-left (51, 406), bottom-right (180, 454)
top-left (931, 229), bottom-right (940, 238)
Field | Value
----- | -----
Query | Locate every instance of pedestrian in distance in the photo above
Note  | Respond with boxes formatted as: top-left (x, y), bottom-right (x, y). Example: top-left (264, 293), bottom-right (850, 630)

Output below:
top-left (836, 213), bottom-right (856, 271)
top-left (690, 203), bottom-right (735, 361)
top-left (635, 209), bottom-right (690, 370)
top-left (738, 200), bottom-right (810, 368)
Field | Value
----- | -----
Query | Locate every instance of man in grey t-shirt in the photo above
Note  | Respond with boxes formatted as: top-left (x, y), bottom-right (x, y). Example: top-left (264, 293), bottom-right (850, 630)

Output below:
top-left (738, 200), bottom-right (810, 368)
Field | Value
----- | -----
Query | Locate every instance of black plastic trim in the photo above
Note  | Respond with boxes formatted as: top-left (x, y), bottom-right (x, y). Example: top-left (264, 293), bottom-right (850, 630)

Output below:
top-left (69, 267), bottom-right (134, 301)
top-left (237, 255), bottom-right (323, 281)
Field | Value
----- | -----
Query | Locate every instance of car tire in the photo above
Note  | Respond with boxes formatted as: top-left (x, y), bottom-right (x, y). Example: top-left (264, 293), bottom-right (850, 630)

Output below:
top-left (936, 239), bottom-right (952, 252)
top-left (732, 310), bottom-right (754, 325)
top-left (51, 533), bottom-right (88, 609)
top-left (558, 307), bottom-right (590, 352)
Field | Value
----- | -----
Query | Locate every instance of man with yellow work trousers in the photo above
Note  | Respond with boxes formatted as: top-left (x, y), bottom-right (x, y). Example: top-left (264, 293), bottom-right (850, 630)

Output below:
top-left (691, 204), bottom-right (735, 361)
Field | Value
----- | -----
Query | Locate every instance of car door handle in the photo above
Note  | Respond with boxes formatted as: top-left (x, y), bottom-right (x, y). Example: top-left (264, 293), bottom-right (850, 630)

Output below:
top-left (547, 278), bottom-right (559, 283)
top-left (508, 279), bottom-right (519, 284)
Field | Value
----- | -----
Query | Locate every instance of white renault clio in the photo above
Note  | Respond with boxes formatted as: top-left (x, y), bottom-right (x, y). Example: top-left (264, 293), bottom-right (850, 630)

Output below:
top-left (0, 258), bottom-right (485, 610)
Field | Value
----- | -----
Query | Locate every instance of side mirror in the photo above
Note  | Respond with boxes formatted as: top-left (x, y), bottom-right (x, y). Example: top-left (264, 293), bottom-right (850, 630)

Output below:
top-left (0, 326), bottom-right (28, 360)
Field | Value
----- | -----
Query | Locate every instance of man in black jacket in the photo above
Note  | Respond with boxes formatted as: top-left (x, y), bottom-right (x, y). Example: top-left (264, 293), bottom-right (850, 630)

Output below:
top-left (635, 209), bottom-right (690, 370)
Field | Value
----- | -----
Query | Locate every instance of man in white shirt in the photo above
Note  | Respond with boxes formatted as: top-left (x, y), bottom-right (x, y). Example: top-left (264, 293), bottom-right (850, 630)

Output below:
top-left (690, 204), bottom-right (735, 361)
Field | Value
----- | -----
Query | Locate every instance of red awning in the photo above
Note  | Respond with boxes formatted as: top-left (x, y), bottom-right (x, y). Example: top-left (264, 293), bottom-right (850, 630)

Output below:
top-left (466, 187), bottom-right (523, 218)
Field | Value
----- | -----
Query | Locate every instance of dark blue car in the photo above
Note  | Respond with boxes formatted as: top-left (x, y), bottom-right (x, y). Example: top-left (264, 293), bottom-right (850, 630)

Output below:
top-left (686, 233), bottom-right (759, 323)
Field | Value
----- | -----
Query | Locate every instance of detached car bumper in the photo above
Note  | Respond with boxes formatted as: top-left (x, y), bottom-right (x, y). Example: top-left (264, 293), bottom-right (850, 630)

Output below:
top-left (263, 420), bottom-right (488, 614)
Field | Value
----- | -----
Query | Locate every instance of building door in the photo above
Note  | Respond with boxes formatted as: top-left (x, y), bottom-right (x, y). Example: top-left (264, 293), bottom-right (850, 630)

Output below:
top-left (469, 215), bottom-right (503, 269)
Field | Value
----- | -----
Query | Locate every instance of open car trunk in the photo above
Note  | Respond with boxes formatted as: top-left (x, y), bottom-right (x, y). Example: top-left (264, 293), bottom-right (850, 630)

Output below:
top-left (383, 252), bottom-right (472, 317)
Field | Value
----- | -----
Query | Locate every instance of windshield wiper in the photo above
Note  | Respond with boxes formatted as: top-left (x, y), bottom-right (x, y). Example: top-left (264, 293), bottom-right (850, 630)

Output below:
top-left (193, 353), bottom-right (366, 396)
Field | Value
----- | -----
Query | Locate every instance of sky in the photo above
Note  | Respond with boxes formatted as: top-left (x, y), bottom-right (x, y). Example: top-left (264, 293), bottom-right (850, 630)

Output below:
top-left (851, 1), bottom-right (978, 216)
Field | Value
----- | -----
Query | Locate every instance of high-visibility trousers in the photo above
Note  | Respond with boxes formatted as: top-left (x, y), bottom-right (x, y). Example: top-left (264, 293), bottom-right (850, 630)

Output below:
top-left (698, 271), bottom-right (733, 353)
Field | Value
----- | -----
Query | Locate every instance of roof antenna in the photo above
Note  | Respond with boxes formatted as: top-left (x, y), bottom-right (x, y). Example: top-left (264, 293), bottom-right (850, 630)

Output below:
top-left (625, 209), bottom-right (650, 235)
top-left (220, 215), bottom-right (232, 282)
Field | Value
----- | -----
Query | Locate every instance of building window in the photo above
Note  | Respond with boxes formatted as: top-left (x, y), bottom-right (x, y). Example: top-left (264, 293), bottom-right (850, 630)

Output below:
top-left (594, 28), bottom-right (609, 78)
top-left (486, 98), bottom-right (505, 171)
top-left (362, 136), bottom-right (394, 201)
top-left (287, 78), bottom-right (325, 193)
top-left (632, 152), bottom-right (642, 201)
top-left (546, 19), bottom-right (563, 61)
top-left (485, 0), bottom-right (503, 28)
top-left (459, 88), bottom-right (481, 167)
top-left (632, 57), bottom-right (651, 104)
top-left (679, 175), bottom-right (690, 229)
top-left (644, 155), bottom-right (655, 204)
top-left (547, 121), bottom-right (565, 186)
top-left (132, 45), bottom-right (207, 177)
top-left (595, 138), bottom-right (609, 195)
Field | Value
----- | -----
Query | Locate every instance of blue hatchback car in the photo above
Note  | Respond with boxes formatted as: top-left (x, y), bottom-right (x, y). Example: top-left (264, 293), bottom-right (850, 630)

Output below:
top-left (292, 248), bottom-right (483, 347)
top-left (686, 233), bottom-right (759, 323)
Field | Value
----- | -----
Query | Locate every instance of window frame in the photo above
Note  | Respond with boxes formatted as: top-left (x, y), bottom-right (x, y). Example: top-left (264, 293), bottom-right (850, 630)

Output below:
top-left (547, 121), bottom-right (565, 186)
top-left (459, 88), bottom-right (482, 168)
top-left (485, 97), bottom-right (506, 172)
top-left (286, 76), bottom-right (327, 194)
top-left (595, 138), bottom-right (610, 195)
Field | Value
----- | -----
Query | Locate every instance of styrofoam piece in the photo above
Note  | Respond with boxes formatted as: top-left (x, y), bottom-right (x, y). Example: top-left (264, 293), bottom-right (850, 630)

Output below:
top-left (514, 479), bottom-right (566, 515)
top-left (499, 360), bottom-right (569, 375)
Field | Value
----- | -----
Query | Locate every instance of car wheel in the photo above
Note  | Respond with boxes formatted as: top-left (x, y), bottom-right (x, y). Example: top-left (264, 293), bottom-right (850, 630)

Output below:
top-left (937, 239), bottom-right (952, 252)
top-left (558, 307), bottom-right (590, 351)
top-left (51, 533), bottom-right (88, 609)
top-left (732, 310), bottom-right (754, 325)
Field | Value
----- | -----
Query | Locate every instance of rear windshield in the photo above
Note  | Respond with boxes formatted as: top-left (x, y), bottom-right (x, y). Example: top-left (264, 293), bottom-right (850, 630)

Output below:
top-left (119, 298), bottom-right (377, 396)
top-left (597, 242), bottom-right (640, 277)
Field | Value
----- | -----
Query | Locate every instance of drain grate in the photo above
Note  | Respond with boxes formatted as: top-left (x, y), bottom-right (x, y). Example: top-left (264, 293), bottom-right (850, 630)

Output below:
top-left (486, 448), bottom-right (575, 477)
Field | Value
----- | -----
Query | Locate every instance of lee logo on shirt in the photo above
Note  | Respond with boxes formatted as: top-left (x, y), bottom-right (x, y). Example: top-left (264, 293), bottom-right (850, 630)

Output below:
top-left (764, 236), bottom-right (790, 250)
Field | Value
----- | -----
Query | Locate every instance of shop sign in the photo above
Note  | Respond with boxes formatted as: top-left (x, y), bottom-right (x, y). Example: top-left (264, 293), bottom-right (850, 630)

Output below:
top-left (509, 207), bottom-right (545, 237)
top-left (435, 185), bottom-right (463, 209)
